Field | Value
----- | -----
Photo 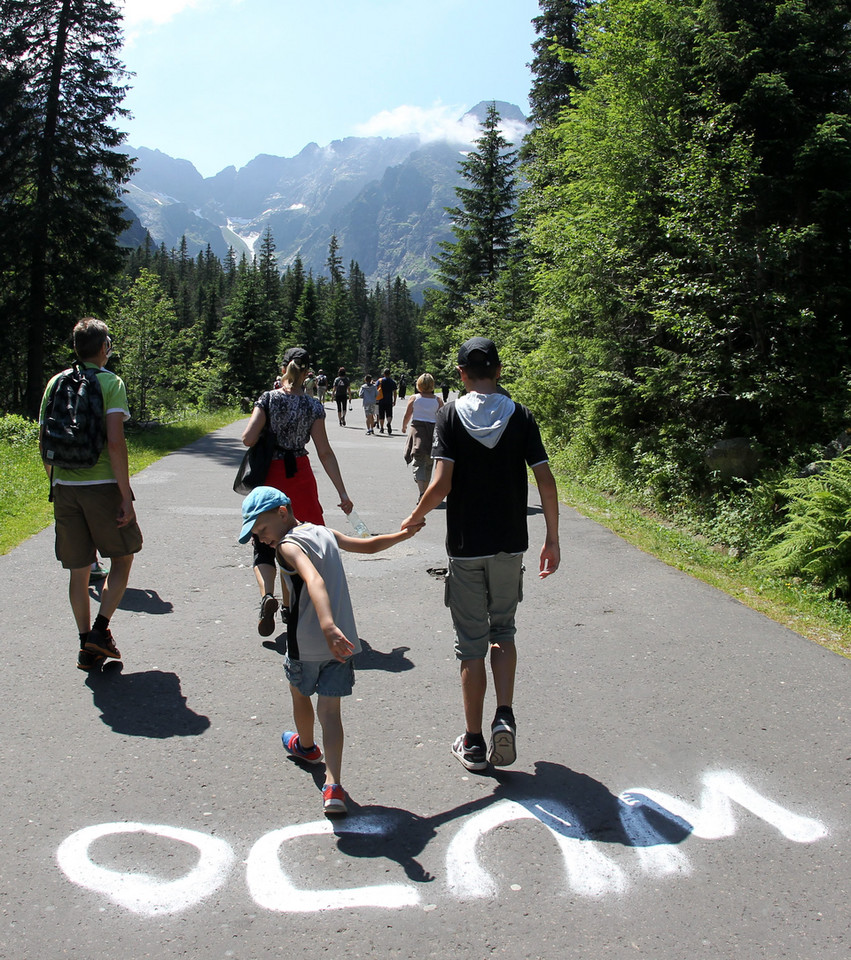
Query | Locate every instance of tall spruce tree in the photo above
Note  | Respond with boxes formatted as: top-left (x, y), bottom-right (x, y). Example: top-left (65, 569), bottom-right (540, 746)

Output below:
top-left (0, 0), bottom-right (133, 415)
top-left (433, 103), bottom-right (519, 304)
top-left (421, 103), bottom-right (521, 373)
top-left (216, 264), bottom-right (280, 402)
top-left (528, 0), bottom-right (586, 125)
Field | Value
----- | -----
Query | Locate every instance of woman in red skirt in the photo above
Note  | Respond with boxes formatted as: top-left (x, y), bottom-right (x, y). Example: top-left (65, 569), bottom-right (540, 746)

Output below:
top-left (241, 347), bottom-right (353, 635)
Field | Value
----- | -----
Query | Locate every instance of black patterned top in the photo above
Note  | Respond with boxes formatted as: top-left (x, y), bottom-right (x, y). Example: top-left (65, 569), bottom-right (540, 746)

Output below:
top-left (255, 390), bottom-right (326, 458)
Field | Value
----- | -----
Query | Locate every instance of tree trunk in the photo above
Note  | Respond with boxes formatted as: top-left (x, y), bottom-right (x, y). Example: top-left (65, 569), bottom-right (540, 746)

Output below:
top-left (25, 0), bottom-right (72, 417)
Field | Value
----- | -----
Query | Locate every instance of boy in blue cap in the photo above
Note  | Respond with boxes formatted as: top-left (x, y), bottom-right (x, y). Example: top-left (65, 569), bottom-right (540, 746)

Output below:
top-left (238, 486), bottom-right (421, 815)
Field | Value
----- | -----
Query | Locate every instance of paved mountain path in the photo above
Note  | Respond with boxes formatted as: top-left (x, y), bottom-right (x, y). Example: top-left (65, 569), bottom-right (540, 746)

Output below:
top-left (0, 414), bottom-right (847, 959)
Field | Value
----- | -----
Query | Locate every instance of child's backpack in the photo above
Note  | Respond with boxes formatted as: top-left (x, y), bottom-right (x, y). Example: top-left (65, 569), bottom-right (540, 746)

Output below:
top-left (40, 362), bottom-right (105, 471)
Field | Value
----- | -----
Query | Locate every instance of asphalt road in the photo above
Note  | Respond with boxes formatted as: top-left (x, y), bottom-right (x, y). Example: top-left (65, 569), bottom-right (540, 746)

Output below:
top-left (0, 407), bottom-right (848, 960)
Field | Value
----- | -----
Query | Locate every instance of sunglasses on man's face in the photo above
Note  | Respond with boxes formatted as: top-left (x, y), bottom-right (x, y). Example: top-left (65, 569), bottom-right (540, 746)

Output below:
top-left (105, 336), bottom-right (113, 359)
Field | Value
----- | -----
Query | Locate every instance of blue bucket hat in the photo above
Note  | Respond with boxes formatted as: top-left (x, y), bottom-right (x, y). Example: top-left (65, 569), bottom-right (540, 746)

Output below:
top-left (238, 486), bottom-right (291, 543)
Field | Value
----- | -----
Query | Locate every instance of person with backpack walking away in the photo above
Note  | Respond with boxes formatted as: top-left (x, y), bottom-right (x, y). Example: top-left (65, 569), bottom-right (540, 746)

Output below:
top-left (375, 368), bottom-right (397, 435)
top-left (332, 368), bottom-right (350, 426)
top-left (316, 370), bottom-right (328, 405)
top-left (39, 317), bottom-right (143, 672)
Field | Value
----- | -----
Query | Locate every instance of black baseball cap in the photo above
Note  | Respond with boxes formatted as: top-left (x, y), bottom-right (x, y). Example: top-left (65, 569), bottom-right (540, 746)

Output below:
top-left (281, 347), bottom-right (310, 369)
top-left (457, 337), bottom-right (499, 367)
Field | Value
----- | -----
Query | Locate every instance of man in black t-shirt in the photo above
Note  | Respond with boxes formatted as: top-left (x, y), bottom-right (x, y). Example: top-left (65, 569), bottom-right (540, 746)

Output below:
top-left (375, 368), bottom-right (397, 435)
top-left (401, 337), bottom-right (560, 772)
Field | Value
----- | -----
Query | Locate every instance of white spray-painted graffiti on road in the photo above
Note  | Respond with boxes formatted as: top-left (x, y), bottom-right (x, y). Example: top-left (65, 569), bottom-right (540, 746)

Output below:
top-left (56, 769), bottom-right (828, 916)
top-left (56, 822), bottom-right (235, 916)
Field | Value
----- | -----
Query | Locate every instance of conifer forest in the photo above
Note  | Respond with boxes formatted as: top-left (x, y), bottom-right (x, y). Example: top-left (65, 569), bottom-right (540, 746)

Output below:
top-left (4, 0), bottom-right (851, 591)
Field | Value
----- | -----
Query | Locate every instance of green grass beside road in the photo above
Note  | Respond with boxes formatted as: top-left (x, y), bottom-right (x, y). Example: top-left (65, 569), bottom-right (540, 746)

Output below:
top-left (554, 475), bottom-right (851, 661)
top-left (2, 408), bottom-right (849, 660)
top-left (0, 409), bottom-right (240, 556)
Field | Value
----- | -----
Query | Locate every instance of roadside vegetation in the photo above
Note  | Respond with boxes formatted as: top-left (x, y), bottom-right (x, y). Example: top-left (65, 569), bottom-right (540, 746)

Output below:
top-left (551, 471), bottom-right (851, 661)
top-left (0, 409), bottom-right (239, 555)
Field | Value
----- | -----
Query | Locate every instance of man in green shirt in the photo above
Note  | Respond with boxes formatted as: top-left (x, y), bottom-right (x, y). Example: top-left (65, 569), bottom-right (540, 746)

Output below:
top-left (39, 317), bottom-right (143, 671)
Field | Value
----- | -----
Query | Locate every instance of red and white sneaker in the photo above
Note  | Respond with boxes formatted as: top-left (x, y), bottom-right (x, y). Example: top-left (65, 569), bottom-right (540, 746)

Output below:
top-left (281, 731), bottom-right (323, 764)
top-left (322, 783), bottom-right (348, 815)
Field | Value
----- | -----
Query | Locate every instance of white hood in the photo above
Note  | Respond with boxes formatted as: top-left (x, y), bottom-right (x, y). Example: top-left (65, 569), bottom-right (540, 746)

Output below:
top-left (455, 392), bottom-right (516, 449)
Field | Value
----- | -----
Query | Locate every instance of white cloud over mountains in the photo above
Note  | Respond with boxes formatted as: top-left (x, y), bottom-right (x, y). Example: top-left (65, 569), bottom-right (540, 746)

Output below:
top-left (354, 104), bottom-right (479, 144)
top-left (354, 103), bottom-right (527, 147)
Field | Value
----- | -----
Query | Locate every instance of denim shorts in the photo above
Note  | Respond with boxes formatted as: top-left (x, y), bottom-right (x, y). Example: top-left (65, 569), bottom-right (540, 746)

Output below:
top-left (445, 553), bottom-right (525, 660)
top-left (284, 655), bottom-right (355, 697)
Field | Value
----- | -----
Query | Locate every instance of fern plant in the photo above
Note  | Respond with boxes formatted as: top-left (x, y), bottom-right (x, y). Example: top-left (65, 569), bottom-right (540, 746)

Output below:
top-left (758, 455), bottom-right (851, 597)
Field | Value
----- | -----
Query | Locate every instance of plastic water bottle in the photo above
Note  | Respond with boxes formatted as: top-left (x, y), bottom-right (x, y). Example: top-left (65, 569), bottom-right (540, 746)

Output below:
top-left (347, 508), bottom-right (370, 538)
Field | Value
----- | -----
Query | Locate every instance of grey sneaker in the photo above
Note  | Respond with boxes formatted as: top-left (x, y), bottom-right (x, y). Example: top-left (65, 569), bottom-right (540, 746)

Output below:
top-left (452, 735), bottom-right (488, 771)
top-left (487, 716), bottom-right (517, 766)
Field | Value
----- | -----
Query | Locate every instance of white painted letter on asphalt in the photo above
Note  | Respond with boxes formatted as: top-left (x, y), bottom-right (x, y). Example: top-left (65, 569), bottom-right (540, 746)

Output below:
top-left (56, 822), bottom-right (235, 916)
top-left (246, 817), bottom-right (421, 912)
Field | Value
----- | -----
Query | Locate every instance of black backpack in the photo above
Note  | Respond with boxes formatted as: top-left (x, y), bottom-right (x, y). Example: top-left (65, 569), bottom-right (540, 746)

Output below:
top-left (40, 361), bottom-right (106, 472)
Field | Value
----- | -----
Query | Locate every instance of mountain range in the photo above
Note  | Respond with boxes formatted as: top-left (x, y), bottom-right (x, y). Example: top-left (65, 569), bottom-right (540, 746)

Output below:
top-left (120, 101), bottom-right (530, 298)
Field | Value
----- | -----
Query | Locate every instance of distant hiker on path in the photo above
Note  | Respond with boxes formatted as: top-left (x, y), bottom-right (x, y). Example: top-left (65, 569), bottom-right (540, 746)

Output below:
top-left (332, 368), bottom-right (350, 426)
top-left (358, 375), bottom-right (378, 435)
top-left (402, 372), bottom-right (443, 501)
top-left (238, 486), bottom-right (422, 816)
top-left (375, 368), bottom-right (398, 435)
top-left (242, 348), bottom-right (353, 637)
top-left (401, 337), bottom-right (560, 772)
top-left (39, 317), bottom-right (143, 672)
top-left (316, 370), bottom-right (328, 405)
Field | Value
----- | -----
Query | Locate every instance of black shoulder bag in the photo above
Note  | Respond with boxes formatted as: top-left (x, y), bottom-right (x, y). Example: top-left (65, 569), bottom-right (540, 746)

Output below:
top-left (233, 428), bottom-right (277, 495)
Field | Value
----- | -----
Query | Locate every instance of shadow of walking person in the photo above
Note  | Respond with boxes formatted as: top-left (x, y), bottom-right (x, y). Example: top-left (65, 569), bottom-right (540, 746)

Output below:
top-left (330, 795), bottom-right (497, 883)
top-left (88, 584), bottom-right (174, 615)
top-left (353, 639), bottom-right (414, 672)
top-left (85, 663), bottom-right (210, 738)
top-left (323, 762), bottom-right (692, 888)
top-left (491, 761), bottom-right (692, 847)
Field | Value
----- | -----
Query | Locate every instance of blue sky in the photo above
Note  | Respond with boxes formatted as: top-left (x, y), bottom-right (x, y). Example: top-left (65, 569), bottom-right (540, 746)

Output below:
top-left (119, 0), bottom-right (543, 178)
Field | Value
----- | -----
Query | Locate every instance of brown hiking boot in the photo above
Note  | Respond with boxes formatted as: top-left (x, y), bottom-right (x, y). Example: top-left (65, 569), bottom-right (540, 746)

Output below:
top-left (85, 627), bottom-right (121, 659)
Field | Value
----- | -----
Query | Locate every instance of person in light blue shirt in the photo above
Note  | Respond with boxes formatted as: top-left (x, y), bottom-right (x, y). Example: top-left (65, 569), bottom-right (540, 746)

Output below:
top-left (358, 375), bottom-right (378, 434)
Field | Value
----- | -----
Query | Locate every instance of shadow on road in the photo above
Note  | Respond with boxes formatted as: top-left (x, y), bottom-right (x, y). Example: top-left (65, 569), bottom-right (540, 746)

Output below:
top-left (85, 662), bottom-right (210, 738)
top-left (169, 430), bottom-right (246, 471)
top-left (324, 760), bottom-right (692, 883)
top-left (491, 762), bottom-right (692, 846)
top-left (261, 636), bottom-right (415, 673)
top-left (88, 584), bottom-right (174, 615)
top-left (353, 639), bottom-right (414, 672)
